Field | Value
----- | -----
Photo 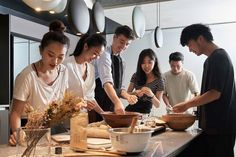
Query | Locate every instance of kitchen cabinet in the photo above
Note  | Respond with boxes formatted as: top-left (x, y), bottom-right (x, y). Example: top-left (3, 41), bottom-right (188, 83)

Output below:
top-left (0, 109), bottom-right (9, 144)
top-left (0, 14), bottom-right (10, 106)
top-left (0, 14), bottom-right (10, 145)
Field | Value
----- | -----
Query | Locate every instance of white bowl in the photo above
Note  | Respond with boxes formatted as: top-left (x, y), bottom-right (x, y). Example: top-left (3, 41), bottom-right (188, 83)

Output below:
top-left (109, 128), bottom-right (153, 153)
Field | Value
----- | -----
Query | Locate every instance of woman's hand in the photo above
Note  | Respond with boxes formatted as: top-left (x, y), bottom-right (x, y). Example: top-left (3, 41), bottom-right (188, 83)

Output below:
top-left (9, 131), bottom-right (17, 146)
top-left (140, 87), bottom-right (154, 97)
top-left (85, 100), bottom-right (97, 111)
top-left (134, 89), bottom-right (143, 97)
top-left (127, 94), bottom-right (138, 105)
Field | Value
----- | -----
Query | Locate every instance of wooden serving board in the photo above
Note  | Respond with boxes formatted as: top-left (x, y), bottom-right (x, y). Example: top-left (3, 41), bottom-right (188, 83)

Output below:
top-left (138, 125), bottom-right (166, 135)
top-left (52, 134), bottom-right (70, 142)
top-left (52, 135), bottom-right (112, 149)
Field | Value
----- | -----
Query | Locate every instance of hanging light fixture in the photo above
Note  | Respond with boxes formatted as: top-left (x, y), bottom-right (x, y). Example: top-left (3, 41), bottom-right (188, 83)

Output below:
top-left (132, 6), bottom-right (146, 38)
top-left (154, 0), bottom-right (163, 48)
top-left (67, 0), bottom-right (90, 35)
top-left (22, 0), bottom-right (62, 12)
top-left (49, 0), bottom-right (67, 14)
top-left (92, 1), bottom-right (105, 34)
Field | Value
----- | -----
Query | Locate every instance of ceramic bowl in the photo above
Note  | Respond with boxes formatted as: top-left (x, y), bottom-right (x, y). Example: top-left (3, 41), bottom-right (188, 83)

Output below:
top-left (161, 113), bottom-right (195, 131)
top-left (109, 128), bottom-right (153, 153)
top-left (101, 111), bottom-right (140, 128)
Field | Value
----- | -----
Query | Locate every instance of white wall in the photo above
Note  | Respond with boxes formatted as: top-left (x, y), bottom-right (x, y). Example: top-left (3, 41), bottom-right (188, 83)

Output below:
top-left (10, 15), bottom-right (79, 54)
top-left (104, 0), bottom-right (236, 30)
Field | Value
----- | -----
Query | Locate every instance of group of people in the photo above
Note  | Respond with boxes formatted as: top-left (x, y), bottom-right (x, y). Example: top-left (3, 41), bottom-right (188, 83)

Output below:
top-left (8, 20), bottom-right (236, 157)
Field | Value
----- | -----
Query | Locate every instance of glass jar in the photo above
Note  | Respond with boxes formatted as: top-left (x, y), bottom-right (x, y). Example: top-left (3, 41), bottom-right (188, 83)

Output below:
top-left (16, 127), bottom-right (51, 157)
top-left (70, 112), bottom-right (88, 151)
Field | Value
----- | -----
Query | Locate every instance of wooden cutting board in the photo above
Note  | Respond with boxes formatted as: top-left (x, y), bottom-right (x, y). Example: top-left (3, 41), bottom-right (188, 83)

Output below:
top-left (51, 134), bottom-right (112, 149)
top-left (87, 138), bottom-right (111, 149)
top-left (51, 134), bottom-right (70, 142)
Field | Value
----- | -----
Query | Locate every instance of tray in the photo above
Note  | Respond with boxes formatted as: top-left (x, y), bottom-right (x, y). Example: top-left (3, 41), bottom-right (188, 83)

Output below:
top-left (137, 125), bottom-right (166, 135)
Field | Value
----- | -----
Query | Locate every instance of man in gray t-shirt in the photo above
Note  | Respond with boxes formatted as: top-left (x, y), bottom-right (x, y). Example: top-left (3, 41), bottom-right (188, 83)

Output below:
top-left (163, 52), bottom-right (199, 113)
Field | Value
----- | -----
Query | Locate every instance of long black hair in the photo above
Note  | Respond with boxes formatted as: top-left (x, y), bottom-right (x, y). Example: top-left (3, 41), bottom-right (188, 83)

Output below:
top-left (136, 48), bottom-right (162, 86)
top-left (71, 34), bottom-right (107, 57)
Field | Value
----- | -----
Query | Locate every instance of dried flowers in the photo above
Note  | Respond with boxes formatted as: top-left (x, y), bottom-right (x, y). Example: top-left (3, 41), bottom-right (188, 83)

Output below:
top-left (19, 92), bottom-right (86, 157)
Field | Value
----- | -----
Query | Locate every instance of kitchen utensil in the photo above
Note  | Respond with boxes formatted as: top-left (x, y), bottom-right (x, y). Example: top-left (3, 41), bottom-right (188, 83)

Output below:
top-left (64, 152), bottom-right (120, 157)
top-left (101, 111), bottom-right (140, 128)
top-left (128, 117), bottom-right (138, 133)
top-left (87, 138), bottom-right (112, 149)
top-left (161, 113), bottom-right (195, 131)
top-left (72, 147), bottom-right (126, 156)
top-left (166, 105), bottom-right (173, 113)
top-left (109, 128), bottom-right (153, 153)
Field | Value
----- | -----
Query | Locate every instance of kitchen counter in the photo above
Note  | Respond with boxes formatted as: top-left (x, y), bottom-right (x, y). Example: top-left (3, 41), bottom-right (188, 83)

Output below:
top-left (0, 126), bottom-right (201, 157)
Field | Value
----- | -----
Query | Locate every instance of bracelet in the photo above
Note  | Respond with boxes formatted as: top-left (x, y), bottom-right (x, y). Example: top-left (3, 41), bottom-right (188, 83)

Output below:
top-left (150, 94), bottom-right (155, 99)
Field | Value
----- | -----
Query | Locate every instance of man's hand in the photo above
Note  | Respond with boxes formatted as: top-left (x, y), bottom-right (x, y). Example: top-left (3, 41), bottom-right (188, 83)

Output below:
top-left (172, 102), bottom-right (189, 113)
top-left (114, 102), bottom-right (125, 114)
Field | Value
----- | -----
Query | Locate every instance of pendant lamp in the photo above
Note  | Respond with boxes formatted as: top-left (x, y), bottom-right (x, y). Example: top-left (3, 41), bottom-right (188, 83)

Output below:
top-left (132, 6), bottom-right (146, 38)
top-left (154, 0), bottom-right (163, 48)
top-left (92, 2), bottom-right (105, 33)
top-left (50, 0), bottom-right (67, 13)
top-left (67, 0), bottom-right (90, 35)
top-left (23, 0), bottom-right (62, 11)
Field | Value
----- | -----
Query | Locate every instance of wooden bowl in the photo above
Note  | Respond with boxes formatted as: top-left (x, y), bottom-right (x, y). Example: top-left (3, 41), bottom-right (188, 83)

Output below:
top-left (101, 111), bottom-right (140, 128)
top-left (161, 113), bottom-right (195, 131)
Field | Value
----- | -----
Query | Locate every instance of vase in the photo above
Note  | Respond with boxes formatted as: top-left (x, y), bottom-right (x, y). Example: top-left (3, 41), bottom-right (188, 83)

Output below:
top-left (16, 127), bottom-right (51, 157)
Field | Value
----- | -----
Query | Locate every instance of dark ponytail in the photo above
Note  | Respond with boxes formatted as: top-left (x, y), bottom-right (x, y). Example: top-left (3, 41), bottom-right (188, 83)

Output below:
top-left (71, 34), bottom-right (107, 57)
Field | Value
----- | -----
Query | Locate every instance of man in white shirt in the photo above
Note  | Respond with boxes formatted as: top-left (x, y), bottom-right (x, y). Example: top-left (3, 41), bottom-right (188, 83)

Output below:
top-left (163, 52), bottom-right (199, 113)
top-left (94, 25), bottom-right (138, 121)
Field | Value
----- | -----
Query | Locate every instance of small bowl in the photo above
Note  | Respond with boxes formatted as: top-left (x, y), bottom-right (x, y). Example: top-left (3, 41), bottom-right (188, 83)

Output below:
top-left (109, 128), bottom-right (153, 153)
top-left (101, 111), bottom-right (140, 128)
top-left (161, 113), bottom-right (196, 131)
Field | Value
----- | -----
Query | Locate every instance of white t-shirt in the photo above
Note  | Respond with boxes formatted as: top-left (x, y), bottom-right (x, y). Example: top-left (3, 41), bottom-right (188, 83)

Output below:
top-left (13, 64), bottom-right (68, 112)
top-left (63, 56), bottom-right (95, 100)
top-left (163, 69), bottom-right (199, 110)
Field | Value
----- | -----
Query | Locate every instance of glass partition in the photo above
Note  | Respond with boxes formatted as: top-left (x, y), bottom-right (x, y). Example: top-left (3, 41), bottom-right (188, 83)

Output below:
top-left (11, 34), bottom-right (41, 99)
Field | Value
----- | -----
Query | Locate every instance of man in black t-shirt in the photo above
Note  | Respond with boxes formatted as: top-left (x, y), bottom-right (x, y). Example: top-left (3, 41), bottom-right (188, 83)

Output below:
top-left (173, 24), bottom-right (236, 157)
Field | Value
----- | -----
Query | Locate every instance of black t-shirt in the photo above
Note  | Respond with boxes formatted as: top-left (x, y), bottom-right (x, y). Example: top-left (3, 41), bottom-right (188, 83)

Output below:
top-left (199, 48), bottom-right (236, 134)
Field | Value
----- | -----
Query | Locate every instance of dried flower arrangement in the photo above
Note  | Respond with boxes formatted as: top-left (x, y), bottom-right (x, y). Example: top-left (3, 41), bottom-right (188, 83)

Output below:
top-left (18, 93), bottom-right (86, 157)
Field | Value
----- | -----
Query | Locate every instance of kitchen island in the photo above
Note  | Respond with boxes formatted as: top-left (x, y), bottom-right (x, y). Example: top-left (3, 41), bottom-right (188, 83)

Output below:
top-left (0, 127), bottom-right (201, 157)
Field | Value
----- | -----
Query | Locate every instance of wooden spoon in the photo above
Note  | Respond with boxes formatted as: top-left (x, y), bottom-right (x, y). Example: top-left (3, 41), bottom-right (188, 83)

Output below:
top-left (128, 117), bottom-right (138, 133)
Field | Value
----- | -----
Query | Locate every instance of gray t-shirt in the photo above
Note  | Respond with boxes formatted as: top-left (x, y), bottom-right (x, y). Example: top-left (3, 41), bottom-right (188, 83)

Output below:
top-left (163, 69), bottom-right (199, 112)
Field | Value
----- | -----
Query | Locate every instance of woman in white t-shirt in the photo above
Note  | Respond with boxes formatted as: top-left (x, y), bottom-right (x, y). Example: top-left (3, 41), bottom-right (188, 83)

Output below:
top-left (9, 30), bottom-right (70, 145)
top-left (63, 34), bottom-right (107, 122)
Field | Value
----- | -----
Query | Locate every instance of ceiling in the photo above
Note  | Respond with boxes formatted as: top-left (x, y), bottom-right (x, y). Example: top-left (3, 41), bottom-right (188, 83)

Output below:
top-left (1, 0), bottom-right (235, 36)
top-left (0, 0), bottom-right (121, 34)
top-left (0, 0), bottom-right (171, 35)
top-left (0, 0), bottom-right (70, 31)
top-left (96, 0), bottom-right (173, 9)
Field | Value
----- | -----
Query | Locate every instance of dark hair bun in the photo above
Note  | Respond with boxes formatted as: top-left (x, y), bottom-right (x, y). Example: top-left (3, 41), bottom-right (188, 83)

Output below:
top-left (49, 20), bottom-right (66, 33)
